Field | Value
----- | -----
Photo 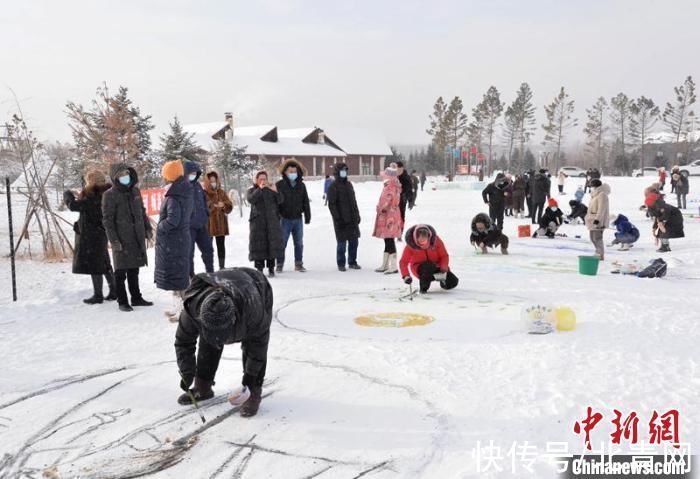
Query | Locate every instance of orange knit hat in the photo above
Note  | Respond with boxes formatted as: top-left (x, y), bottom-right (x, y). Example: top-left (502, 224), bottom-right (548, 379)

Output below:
top-left (162, 160), bottom-right (184, 182)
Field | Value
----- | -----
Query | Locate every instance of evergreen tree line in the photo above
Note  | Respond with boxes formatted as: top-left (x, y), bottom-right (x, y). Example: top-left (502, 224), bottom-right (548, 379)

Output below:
top-left (413, 75), bottom-right (697, 176)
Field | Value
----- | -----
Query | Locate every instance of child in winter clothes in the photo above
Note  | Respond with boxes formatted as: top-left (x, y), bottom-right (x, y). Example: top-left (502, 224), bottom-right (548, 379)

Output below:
top-left (574, 186), bottom-right (585, 203)
top-left (566, 199), bottom-right (588, 224)
top-left (400, 224), bottom-right (459, 294)
top-left (658, 168), bottom-right (667, 191)
top-left (609, 214), bottom-right (640, 251)
top-left (469, 213), bottom-right (509, 254)
top-left (533, 198), bottom-right (564, 238)
top-left (373, 165), bottom-right (404, 274)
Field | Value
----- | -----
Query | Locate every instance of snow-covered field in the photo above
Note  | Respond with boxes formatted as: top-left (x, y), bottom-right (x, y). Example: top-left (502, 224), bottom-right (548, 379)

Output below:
top-left (1, 176), bottom-right (698, 478)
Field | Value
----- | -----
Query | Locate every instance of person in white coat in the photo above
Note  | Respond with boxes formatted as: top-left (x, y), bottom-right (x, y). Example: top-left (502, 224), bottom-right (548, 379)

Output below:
top-left (585, 179), bottom-right (610, 260)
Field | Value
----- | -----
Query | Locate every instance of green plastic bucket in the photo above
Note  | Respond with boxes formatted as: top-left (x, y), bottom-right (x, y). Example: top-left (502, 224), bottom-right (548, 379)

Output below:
top-left (578, 255), bottom-right (600, 276)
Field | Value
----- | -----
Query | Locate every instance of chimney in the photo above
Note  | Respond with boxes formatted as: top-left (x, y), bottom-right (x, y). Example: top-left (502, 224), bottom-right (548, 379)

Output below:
top-left (224, 112), bottom-right (234, 140)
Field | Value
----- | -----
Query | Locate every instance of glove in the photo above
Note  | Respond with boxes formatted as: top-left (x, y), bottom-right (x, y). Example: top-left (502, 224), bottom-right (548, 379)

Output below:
top-left (434, 272), bottom-right (447, 282)
top-left (179, 374), bottom-right (193, 392)
top-left (403, 276), bottom-right (412, 285)
top-left (305, 219), bottom-right (311, 225)
top-left (63, 190), bottom-right (75, 204)
top-left (593, 220), bottom-right (600, 225)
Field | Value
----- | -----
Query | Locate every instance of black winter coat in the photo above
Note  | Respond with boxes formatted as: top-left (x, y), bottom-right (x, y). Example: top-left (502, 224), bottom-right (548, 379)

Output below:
top-left (247, 185), bottom-right (283, 261)
top-left (530, 173), bottom-right (551, 203)
top-left (64, 185), bottom-right (112, 275)
top-left (155, 176), bottom-right (194, 291)
top-left (327, 172), bottom-right (361, 242)
top-left (175, 268), bottom-right (272, 384)
top-left (470, 213), bottom-right (507, 247)
top-left (482, 181), bottom-right (507, 208)
top-left (184, 161), bottom-right (209, 230)
top-left (568, 202), bottom-right (588, 220)
top-left (102, 165), bottom-right (152, 270)
top-left (276, 176), bottom-right (311, 222)
top-left (657, 203), bottom-right (685, 239)
top-left (539, 207), bottom-right (564, 228)
top-left (398, 171), bottom-right (414, 205)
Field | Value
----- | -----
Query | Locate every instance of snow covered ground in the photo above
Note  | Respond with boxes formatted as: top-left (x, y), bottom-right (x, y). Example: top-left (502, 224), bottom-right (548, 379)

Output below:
top-left (1, 176), bottom-right (699, 478)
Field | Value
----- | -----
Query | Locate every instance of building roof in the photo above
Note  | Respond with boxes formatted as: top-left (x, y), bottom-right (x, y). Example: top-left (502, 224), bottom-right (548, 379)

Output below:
top-left (183, 121), bottom-right (391, 158)
top-left (322, 127), bottom-right (393, 156)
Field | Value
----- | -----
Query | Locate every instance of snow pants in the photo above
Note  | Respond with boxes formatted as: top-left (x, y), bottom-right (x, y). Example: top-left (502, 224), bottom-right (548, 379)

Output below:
top-left (417, 262), bottom-right (459, 293)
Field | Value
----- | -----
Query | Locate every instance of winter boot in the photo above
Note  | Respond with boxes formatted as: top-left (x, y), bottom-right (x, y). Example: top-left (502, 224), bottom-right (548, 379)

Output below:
top-left (619, 243), bottom-right (631, 251)
top-left (501, 245), bottom-right (509, 255)
top-left (177, 377), bottom-right (215, 405)
top-left (348, 263), bottom-right (361, 270)
top-left (268, 268), bottom-right (275, 278)
top-left (218, 256), bottom-right (226, 270)
top-left (131, 297), bottom-right (154, 307)
top-left (480, 245), bottom-right (488, 254)
top-left (374, 252), bottom-right (390, 273)
top-left (239, 385), bottom-right (262, 417)
top-left (294, 262), bottom-right (306, 272)
top-left (656, 244), bottom-right (671, 253)
top-left (83, 295), bottom-right (104, 305)
top-left (104, 271), bottom-right (117, 301)
top-left (276, 263), bottom-right (284, 273)
top-left (384, 253), bottom-right (398, 274)
top-left (338, 265), bottom-right (347, 272)
top-left (119, 304), bottom-right (134, 312)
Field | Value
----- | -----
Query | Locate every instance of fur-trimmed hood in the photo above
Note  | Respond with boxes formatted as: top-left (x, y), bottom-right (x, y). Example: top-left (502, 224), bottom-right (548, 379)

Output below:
top-left (278, 158), bottom-right (307, 179)
top-left (404, 224), bottom-right (437, 250)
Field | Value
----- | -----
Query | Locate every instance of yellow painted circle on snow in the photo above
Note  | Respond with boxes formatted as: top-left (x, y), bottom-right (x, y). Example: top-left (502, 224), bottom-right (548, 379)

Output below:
top-left (353, 312), bottom-right (435, 328)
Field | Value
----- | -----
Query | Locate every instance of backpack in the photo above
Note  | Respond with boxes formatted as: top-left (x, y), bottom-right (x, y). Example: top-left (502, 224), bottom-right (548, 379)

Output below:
top-left (637, 258), bottom-right (667, 278)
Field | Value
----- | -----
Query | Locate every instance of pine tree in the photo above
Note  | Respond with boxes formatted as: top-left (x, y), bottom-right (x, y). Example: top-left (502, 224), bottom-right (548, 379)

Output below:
top-left (467, 105), bottom-right (485, 157)
top-left (662, 75), bottom-right (696, 162)
top-left (504, 83), bottom-right (536, 170)
top-left (212, 140), bottom-right (258, 217)
top-left (444, 96), bottom-right (468, 148)
top-left (426, 96), bottom-right (448, 150)
top-left (160, 115), bottom-right (201, 162)
top-left (479, 86), bottom-right (504, 176)
top-left (501, 106), bottom-right (519, 167)
top-left (629, 97), bottom-right (660, 171)
top-left (66, 83), bottom-right (154, 176)
top-left (542, 86), bottom-right (577, 173)
top-left (609, 93), bottom-right (634, 171)
top-left (584, 97), bottom-right (608, 169)
top-left (524, 149), bottom-right (536, 171)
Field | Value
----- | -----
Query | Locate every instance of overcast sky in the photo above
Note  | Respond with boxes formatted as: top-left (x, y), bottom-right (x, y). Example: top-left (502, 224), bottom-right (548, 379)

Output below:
top-left (1, 0), bottom-right (699, 147)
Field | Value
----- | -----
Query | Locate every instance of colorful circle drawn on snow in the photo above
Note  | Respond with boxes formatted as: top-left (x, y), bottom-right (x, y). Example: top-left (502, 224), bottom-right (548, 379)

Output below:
top-left (521, 305), bottom-right (576, 334)
top-left (354, 312), bottom-right (435, 328)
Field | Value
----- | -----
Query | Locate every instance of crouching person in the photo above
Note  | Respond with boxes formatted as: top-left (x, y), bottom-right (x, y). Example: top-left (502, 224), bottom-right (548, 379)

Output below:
top-left (610, 214), bottom-right (640, 251)
top-left (175, 268), bottom-right (272, 417)
top-left (399, 224), bottom-right (458, 294)
top-left (566, 199), bottom-right (587, 224)
top-left (469, 213), bottom-right (509, 254)
top-left (533, 198), bottom-right (564, 238)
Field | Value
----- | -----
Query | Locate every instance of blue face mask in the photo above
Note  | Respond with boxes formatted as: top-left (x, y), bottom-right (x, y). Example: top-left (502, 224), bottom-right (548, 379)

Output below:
top-left (188, 174), bottom-right (197, 182)
top-left (339, 170), bottom-right (348, 179)
top-left (118, 175), bottom-right (130, 186)
top-left (287, 172), bottom-right (298, 182)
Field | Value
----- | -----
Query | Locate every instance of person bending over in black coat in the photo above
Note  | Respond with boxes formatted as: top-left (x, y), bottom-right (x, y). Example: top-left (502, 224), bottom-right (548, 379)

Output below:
top-left (533, 198), bottom-right (564, 238)
top-left (470, 213), bottom-right (509, 255)
top-left (649, 198), bottom-right (685, 253)
top-left (175, 268), bottom-right (272, 418)
top-left (566, 199), bottom-right (588, 224)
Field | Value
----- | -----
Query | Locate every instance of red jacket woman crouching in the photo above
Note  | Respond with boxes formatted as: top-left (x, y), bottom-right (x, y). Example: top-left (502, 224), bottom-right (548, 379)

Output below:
top-left (399, 224), bottom-right (459, 294)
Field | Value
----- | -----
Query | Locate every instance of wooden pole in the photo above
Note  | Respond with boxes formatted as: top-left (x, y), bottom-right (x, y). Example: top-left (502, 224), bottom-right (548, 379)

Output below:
top-left (6, 177), bottom-right (17, 301)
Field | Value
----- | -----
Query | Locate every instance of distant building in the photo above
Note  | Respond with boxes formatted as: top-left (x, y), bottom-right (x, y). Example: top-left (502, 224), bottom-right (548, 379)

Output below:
top-left (185, 113), bottom-right (392, 178)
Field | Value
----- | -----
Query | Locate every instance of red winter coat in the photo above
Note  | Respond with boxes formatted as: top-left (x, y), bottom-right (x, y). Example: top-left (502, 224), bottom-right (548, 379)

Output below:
top-left (399, 225), bottom-right (450, 278)
top-left (372, 178), bottom-right (404, 239)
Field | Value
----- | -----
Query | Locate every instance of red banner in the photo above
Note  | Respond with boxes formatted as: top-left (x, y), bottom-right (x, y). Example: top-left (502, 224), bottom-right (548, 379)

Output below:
top-left (477, 153), bottom-right (486, 162)
top-left (141, 188), bottom-right (166, 216)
